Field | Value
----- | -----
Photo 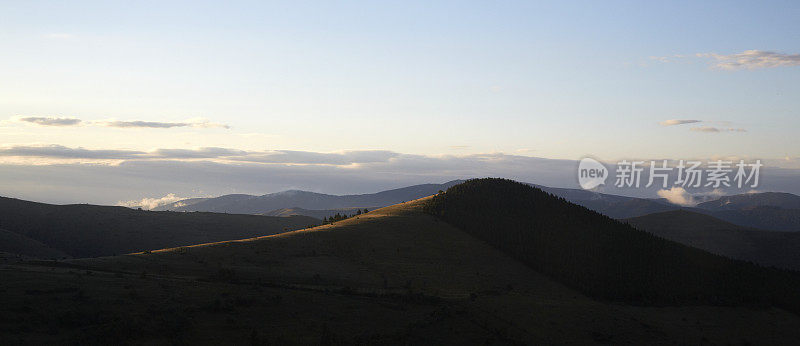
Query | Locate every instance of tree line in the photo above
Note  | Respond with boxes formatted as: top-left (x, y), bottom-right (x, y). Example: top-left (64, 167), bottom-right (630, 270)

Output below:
top-left (322, 209), bottom-right (369, 224)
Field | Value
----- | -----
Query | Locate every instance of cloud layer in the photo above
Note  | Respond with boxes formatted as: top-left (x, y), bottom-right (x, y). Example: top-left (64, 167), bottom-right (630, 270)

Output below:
top-left (101, 120), bottom-right (229, 129)
top-left (19, 117), bottom-right (82, 126)
top-left (0, 145), bottom-right (400, 165)
top-left (659, 119), bottom-right (747, 134)
top-left (690, 126), bottom-right (747, 133)
top-left (698, 50), bottom-right (800, 70)
top-left (2, 145), bottom-right (800, 207)
top-left (117, 193), bottom-right (188, 210)
top-left (657, 187), bottom-right (695, 206)
top-left (659, 119), bottom-right (701, 126)
top-left (13, 116), bottom-right (229, 129)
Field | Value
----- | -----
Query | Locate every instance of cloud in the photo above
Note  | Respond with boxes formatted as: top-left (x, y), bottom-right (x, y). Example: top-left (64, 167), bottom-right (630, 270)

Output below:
top-left (227, 150), bottom-right (400, 165)
top-left (690, 126), bottom-right (747, 133)
top-left (151, 147), bottom-right (248, 159)
top-left (659, 119), bottom-right (701, 126)
top-left (0, 145), bottom-right (403, 166)
top-left (2, 147), bottom-right (800, 206)
top-left (102, 120), bottom-right (229, 129)
top-left (657, 187), bottom-right (695, 206)
top-left (18, 117), bottom-right (82, 126)
top-left (697, 50), bottom-right (800, 70)
top-left (0, 145), bottom-right (145, 160)
top-left (0, 151), bottom-right (581, 205)
top-left (117, 193), bottom-right (188, 210)
top-left (8, 116), bottom-right (229, 129)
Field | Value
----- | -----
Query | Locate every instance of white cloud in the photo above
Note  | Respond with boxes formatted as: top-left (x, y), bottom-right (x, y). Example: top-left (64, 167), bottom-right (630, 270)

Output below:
top-left (697, 50), bottom-right (800, 70)
top-left (0, 145), bottom-right (404, 166)
top-left (18, 117), bottom-right (81, 126)
top-left (100, 119), bottom-right (229, 129)
top-left (117, 193), bottom-right (188, 210)
top-left (7, 116), bottom-right (229, 129)
top-left (659, 119), bottom-right (701, 126)
top-left (0, 144), bottom-right (145, 160)
top-left (690, 126), bottom-right (747, 133)
top-left (657, 187), bottom-right (695, 206)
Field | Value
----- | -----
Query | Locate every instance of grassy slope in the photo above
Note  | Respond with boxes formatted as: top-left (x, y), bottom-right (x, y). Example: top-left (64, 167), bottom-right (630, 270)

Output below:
top-left (2, 198), bottom-right (800, 344)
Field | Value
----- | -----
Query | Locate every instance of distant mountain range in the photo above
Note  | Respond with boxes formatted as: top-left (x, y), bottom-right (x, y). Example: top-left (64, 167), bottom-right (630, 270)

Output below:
top-left (155, 181), bottom-right (800, 232)
top-left (533, 185), bottom-right (678, 219)
top-left (155, 180), bottom-right (465, 214)
top-left (536, 186), bottom-right (800, 232)
top-left (696, 192), bottom-right (800, 211)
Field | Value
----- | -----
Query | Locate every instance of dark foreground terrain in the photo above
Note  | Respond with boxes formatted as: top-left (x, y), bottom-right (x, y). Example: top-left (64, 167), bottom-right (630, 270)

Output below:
top-left (0, 196), bottom-right (318, 258)
top-left (2, 179), bottom-right (800, 345)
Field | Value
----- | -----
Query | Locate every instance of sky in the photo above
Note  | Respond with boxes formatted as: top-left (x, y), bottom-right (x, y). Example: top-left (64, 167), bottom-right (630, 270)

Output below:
top-left (1, 1), bottom-right (799, 206)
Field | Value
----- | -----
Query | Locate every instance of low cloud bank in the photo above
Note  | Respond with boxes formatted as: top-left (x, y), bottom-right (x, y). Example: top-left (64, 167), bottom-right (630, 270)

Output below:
top-left (117, 193), bottom-right (188, 210)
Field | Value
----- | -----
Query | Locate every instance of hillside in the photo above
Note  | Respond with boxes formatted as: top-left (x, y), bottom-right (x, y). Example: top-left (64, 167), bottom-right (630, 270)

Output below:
top-left (0, 196), bottom-right (319, 258)
top-left (261, 207), bottom-right (370, 220)
top-left (423, 178), bottom-right (800, 310)
top-left (155, 180), bottom-right (464, 214)
top-left (625, 210), bottom-right (800, 271)
top-left (0, 228), bottom-right (69, 259)
top-left (701, 206), bottom-right (800, 232)
top-left (3, 195), bottom-right (800, 344)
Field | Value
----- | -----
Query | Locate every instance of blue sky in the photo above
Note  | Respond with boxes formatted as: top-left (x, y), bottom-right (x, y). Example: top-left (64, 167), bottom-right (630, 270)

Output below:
top-left (1, 1), bottom-right (799, 204)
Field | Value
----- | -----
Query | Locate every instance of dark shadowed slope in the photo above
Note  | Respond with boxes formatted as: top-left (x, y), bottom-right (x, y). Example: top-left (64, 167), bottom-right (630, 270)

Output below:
top-left (4, 196), bottom-right (800, 344)
top-left (0, 196), bottom-right (318, 258)
top-left (700, 207), bottom-right (800, 232)
top-left (424, 178), bottom-right (800, 311)
top-left (625, 210), bottom-right (800, 271)
top-left (0, 228), bottom-right (69, 259)
top-left (154, 180), bottom-right (464, 214)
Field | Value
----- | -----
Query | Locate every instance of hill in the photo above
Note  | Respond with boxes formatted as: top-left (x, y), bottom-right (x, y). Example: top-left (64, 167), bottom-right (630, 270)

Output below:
top-left (625, 210), bottom-right (800, 271)
top-left (0, 196), bottom-right (319, 258)
top-left (423, 178), bottom-right (800, 309)
top-left (154, 180), bottom-right (464, 214)
top-left (3, 194), bottom-right (800, 343)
